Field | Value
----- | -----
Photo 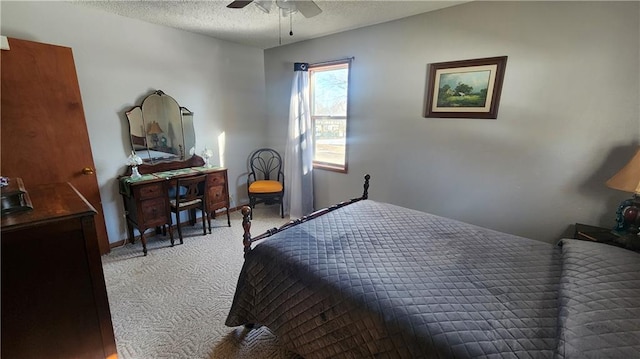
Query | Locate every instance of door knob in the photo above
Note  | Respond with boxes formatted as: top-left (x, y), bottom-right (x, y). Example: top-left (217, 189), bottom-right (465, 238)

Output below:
top-left (82, 167), bottom-right (95, 175)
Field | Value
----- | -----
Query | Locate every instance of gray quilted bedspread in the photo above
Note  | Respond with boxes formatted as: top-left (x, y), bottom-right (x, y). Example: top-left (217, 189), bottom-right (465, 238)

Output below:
top-left (226, 200), bottom-right (640, 358)
top-left (555, 238), bottom-right (640, 358)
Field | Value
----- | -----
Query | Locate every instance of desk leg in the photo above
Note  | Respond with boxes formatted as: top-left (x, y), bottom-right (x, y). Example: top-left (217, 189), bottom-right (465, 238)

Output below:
top-left (126, 220), bottom-right (135, 244)
top-left (140, 232), bottom-right (148, 256)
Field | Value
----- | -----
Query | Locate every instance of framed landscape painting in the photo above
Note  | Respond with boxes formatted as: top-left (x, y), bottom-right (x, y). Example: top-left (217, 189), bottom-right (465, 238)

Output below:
top-left (424, 56), bottom-right (508, 119)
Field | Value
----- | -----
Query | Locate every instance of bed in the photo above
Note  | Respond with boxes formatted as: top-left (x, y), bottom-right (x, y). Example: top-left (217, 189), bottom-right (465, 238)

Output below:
top-left (225, 176), bottom-right (640, 358)
top-left (131, 135), bottom-right (179, 161)
top-left (136, 148), bottom-right (179, 161)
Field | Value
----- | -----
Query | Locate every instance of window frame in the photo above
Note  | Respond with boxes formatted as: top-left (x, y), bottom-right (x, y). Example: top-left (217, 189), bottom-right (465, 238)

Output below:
top-left (309, 60), bottom-right (351, 173)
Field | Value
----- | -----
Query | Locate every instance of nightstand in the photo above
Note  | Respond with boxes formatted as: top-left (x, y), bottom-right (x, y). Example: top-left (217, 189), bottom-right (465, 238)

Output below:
top-left (574, 223), bottom-right (640, 251)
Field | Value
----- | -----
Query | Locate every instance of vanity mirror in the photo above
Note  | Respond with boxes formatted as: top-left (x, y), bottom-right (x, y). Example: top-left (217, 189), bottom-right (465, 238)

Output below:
top-left (125, 90), bottom-right (196, 163)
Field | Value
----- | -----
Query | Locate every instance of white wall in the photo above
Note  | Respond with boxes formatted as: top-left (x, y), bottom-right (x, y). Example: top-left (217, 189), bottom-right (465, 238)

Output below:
top-left (1, 1), bottom-right (267, 244)
top-left (264, 1), bottom-right (640, 243)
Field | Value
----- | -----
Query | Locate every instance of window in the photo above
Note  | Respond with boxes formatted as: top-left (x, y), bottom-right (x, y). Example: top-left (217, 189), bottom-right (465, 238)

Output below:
top-left (309, 60), bottom-right (350, 172)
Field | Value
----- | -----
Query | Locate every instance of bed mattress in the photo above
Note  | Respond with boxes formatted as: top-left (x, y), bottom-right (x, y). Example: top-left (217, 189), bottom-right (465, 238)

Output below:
top-left (226, 200), bottom-right (640, 358)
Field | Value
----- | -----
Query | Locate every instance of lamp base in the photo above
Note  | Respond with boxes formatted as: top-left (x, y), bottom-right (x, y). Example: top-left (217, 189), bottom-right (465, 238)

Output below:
top-left (613, 194), bottom-right (640, 236)
top-left (131, 166), bottom-right (142, 179)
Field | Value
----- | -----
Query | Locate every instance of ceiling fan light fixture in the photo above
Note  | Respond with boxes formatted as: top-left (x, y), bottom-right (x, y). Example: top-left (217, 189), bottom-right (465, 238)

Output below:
top-left (280, 7), bottom-right (298, 17)
top-left (227, 0), bottom-right (321, 19)
top-left (254, 0), bottom-right (272, 13)
top-left (275, 0), bottom-right (296, 10)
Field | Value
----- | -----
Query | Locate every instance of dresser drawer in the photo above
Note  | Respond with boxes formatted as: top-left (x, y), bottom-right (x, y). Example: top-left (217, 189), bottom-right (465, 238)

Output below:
top-left (207, 172), bottom-right (226, 186)
top-left (140, 197), bottom-right (168, 225)
top-left (136, 183), bottom-right (164, 200)
top-left (207, 185), bottom-right (228, 209)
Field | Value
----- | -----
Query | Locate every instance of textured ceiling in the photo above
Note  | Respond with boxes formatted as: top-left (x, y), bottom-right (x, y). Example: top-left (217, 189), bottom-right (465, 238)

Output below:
top-left (73, 1), bottom-right (468, 49)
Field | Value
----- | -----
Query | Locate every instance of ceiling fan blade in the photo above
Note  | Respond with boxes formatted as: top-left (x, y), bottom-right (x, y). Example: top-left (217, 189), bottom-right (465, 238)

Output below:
top-left (227, 1), bottom-right (254, 9)
top-left (293, 0), bottom-right (322, 18)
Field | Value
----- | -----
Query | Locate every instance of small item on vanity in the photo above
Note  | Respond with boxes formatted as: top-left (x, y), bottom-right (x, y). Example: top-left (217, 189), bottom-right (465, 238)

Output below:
top-left (131, 166), bottom-right (142, 179)
top-left (1, 177), bottom-right (33, 215)
top-left (202, 147), bottom-right (214, 168)
top-left (126, 151), bottom-right (143, 179)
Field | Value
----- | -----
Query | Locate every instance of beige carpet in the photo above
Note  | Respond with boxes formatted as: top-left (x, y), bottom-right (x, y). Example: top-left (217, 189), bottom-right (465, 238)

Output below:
top-left (102, 205), bottom-right (301, 359)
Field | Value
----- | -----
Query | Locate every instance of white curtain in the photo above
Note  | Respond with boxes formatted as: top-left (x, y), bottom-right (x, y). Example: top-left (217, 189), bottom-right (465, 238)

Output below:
top-left (284, 62), bottom-right (314, 218)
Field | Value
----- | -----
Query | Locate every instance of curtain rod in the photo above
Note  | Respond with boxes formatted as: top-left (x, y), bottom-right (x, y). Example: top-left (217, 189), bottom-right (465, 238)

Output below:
top-left (310, 57), bottom-right (355, 66)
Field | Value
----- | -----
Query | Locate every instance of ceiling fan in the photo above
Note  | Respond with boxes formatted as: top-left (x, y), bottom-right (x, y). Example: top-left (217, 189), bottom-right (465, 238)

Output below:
top-left (227, 0), bottom-right (323, 18)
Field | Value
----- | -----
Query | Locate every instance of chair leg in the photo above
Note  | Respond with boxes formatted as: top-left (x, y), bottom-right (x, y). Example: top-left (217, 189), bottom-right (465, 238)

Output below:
top-left (280, 200), bottom-right (284, 218)
top-left (201, 209), bottom-right (207, 236)
top-left (169, 215), bottom-right (175, 247)
top-left (207, 211), bottom-right (212, 234)
top-left (226, 208), bottom-right (231, 227)
top-left (189, 209), bottom-right (196, 226)
top-left (177, 219), bottom-right (184, 245)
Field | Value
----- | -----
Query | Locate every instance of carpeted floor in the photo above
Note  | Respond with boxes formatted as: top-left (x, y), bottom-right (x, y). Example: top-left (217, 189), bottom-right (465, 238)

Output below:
top-left (102, 205), bottom-right (301, 359)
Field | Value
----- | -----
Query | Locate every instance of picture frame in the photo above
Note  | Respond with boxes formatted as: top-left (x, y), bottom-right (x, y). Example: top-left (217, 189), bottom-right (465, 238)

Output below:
top-left (424, 56), bottom-right (508, 119)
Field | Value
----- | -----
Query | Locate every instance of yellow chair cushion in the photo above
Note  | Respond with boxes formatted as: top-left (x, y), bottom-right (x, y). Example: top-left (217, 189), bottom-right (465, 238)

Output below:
top-left (249, 180), bottom-right (283, 193)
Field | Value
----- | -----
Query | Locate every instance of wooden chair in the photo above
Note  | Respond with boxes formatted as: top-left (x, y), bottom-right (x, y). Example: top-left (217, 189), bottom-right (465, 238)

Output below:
top-left (247, 148), bottom-right (284, 219)
top-left (169, 174), bottom-right (210, 245)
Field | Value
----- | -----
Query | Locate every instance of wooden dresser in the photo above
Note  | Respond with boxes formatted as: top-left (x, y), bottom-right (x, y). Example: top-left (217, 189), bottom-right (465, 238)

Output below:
top-left (120, 155), bottom-right (231, 255)
top-left (1, 182), bottom-right (117, 359)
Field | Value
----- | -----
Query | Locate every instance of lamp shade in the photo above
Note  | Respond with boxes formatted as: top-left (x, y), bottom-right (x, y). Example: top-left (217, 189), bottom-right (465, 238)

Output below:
top-left (126, 150), bottom-right (143, 166)
top-left (606, 147), bottom-right (640, 194)
top-left (147, 121), bottom-right (163, 135)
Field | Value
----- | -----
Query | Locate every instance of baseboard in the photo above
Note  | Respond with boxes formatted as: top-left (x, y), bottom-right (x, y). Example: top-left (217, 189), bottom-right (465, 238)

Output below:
top-left (109, 204), bottom-right (250, 250)
top-left (109, 238), bottom-right (128, 249)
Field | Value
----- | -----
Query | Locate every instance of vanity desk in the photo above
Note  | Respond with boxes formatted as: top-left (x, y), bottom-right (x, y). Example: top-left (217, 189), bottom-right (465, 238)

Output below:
top-left (119, 155), bottom-right (230, 255)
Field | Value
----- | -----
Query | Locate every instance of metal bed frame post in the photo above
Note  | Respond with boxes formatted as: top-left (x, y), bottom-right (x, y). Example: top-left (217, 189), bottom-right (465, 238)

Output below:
top-left (241, 174), bottom-right (370, 257)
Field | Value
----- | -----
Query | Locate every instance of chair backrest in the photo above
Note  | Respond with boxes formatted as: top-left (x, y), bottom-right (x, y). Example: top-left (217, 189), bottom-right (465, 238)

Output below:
top-left (174, 174), bottom-right (207, 208)
top-left (249, 148), bottom-right (283, 182)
